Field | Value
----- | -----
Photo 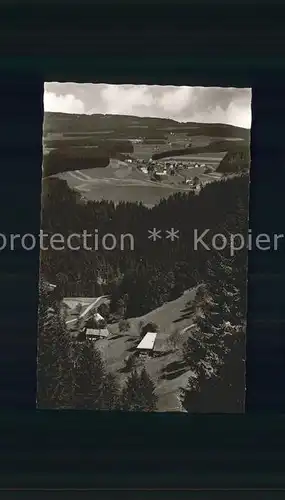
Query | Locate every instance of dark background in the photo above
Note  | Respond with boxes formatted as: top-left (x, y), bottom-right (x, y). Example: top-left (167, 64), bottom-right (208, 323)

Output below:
top-left (0, 2), bottom-right (285, 491)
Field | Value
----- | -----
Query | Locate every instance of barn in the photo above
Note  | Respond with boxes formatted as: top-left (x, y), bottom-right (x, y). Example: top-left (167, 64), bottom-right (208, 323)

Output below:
top-left (136, 331), bottom-right (158, 357)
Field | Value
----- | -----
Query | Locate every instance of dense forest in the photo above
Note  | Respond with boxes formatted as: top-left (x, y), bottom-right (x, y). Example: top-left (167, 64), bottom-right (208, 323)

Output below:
top-left (181, 211), bottom-right (247, 412)
top-left (217, 144), bottom-right (251, 174)
top-left (44, 149), bottom-right (109, 176)
top-left (43, 140), bottom-right (135, 176)
top-left (38, 171), bottom-right (248, 412)
top-left (40, 172), bottom-right (249, 321)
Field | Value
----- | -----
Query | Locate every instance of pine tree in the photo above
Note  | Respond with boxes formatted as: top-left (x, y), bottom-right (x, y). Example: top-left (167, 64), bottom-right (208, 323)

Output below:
top-left (100, 372), bottom-right (121, 410)
top-left (120, 368), bottom-right (158, 411)
top-left (181, 182), bottom-right (248, 412)
top-left (120, 369), bottom-right (141, 411)
top-left (37, 279), bottom-right (74, 409)
top-left (181, 246), bottom-right (246, 412)
top-left (71, 340), bottom-right (121, 410)
top-left (139, 367), bottom-right (158, 411)
top-left (71, 341), bottom-right (106, 410)
top-left (181, 325), bottom-right (245, 413)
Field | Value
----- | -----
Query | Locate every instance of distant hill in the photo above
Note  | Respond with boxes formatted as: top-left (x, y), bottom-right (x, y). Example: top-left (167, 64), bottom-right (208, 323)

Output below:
top-left (44, 112), bottom-right (250, 141)
top-left (43, 112), bottom-right (250, 176)
top-left (186, 123), bottom-right (249, 141)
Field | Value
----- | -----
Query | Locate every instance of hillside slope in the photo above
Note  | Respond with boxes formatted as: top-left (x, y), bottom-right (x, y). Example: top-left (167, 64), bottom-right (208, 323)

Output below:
top-left (44, 112), bottom-right (250, 141)
top-left (93, 288), bottom-right (197, 412)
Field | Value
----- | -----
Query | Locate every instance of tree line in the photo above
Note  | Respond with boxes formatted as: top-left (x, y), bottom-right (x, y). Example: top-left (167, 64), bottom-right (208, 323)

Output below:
top-left (151, 141), bottom-right (249, 163)
top-left (43, 140), bottom-right (135, 177)
top-left (217, 144), bottom-right (250, 174)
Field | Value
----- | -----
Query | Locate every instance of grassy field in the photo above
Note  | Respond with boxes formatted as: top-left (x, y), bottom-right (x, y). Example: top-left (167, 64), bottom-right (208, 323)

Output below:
top-left (57, 169), bottom-right (195, 206)
top-left (56, 161), bottom-right (224, 206)
top-left (93, 288), bottom-right (197, 412)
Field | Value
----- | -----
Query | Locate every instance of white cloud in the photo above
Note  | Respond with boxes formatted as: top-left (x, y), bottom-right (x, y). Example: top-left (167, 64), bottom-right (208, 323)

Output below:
top-left (179, 104), bottom-right (251, 129)
top-left (98, 84), bottom-right (155, 115)
top-left (43, 84), bottom-right (252, 128)
top-left (226, 101), bottom-right (252, 129)
top-left (158, 86), bottom-right (194, 113)
top-left (44, 92), bottom-right (85, 114)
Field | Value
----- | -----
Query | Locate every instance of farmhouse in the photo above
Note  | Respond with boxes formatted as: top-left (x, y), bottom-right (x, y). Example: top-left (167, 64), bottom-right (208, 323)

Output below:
top-left (85, 311), bottom-right (106, 329)
top-left (136, 331), bottom-right (158, 357)
top-left (85, 328), bottom-right (109, 340)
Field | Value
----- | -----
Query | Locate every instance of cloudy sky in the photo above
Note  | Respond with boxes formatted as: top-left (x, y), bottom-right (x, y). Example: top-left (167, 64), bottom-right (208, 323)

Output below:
top-left (44, 83), bottom-right (252, 129)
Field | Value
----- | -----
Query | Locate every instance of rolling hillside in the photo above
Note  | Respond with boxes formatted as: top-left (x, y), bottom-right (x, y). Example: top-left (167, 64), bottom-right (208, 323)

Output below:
top-left (44, 112), bottom-right (250, 141)
top-left (94, 288), bottom-right (197, 412)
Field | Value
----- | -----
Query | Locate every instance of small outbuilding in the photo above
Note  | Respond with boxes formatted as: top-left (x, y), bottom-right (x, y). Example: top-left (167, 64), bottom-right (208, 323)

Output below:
top-left (136, 331), bottom-right (158, 357)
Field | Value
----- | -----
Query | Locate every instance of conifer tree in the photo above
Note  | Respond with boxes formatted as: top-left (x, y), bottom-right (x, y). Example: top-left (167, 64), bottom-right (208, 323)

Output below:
top-left (37, 279), bottom-right (74, 409)
top-left (100, 372), bottom-right (121, 410)
top-left (139, 367), bottom-right (158, 411)
top-left (72, 340), bottom-right (107, 410)
top-left (71, 340), bottom-right (121, 410)
top-left (181, 246), bottom-right (246, 412)
top-left (121, 368), bottom-right (158, 411)
top-left (120, 369), bottom-right (142, 411)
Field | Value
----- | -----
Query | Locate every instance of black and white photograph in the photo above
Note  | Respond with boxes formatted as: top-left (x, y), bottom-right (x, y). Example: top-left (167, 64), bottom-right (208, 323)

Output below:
top-left (37, 83), bottom-right (251, 412)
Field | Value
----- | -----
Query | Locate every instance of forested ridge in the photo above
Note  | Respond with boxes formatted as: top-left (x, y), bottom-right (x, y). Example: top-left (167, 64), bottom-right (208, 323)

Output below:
top-left (44, 112), bottom-right (249, 141)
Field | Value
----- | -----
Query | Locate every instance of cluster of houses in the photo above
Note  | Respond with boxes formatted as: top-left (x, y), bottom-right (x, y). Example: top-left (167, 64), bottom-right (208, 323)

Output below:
top-left (64, 299), bottom-right (111, 341)
top-left (136, 157), bottom-right (211, 181)
top-left (69, 307), bottom-right (158, 355)
top-left (45, 282), bottom-right (160, 358)
top-left (63, 295), bottom-right (159, 355)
